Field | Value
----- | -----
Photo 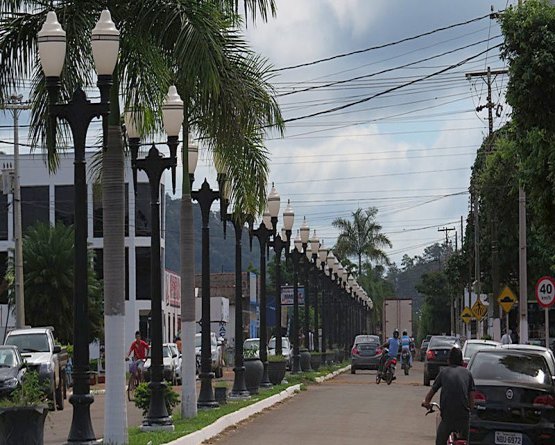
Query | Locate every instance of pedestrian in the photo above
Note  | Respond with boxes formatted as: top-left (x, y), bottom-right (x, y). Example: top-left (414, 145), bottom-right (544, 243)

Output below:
top-left (175, 336), bottom-right (182, 353)
top-left (501, 329), bottom-right (512, 345)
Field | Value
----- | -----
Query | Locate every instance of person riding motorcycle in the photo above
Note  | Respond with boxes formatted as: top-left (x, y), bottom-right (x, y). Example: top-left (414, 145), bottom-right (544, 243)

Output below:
top-left (378, 329), bottom-right (401, 378)
top-left (401, 330), bottom-right (413, 368)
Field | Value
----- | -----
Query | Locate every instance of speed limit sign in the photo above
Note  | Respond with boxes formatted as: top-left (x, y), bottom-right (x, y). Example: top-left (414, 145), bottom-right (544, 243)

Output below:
top-left (535, 276), bottom-right (555, 308)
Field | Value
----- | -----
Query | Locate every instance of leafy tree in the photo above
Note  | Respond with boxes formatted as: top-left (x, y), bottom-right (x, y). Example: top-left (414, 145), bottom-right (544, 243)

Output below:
top-left (8, 223), bottom-right (102, 344)
top-left (415, 271), bottom-right (451, 340)
top-left (332, 207), bottom-right (392, 275)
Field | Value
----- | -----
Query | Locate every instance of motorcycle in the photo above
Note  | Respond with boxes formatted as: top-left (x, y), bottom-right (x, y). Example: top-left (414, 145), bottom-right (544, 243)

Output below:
top-left (401, 349), bottom-right (411, 375)
top-left (376, 348), bottom-right (397, 385)
top-left (423, 402), bottom-right (467, 445)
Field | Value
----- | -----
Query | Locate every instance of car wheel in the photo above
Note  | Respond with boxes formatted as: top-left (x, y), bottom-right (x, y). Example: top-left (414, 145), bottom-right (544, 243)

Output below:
top-left (423, 371), bottom-right (430, 387)
top-left (351, 367), bottom-right (356, 374)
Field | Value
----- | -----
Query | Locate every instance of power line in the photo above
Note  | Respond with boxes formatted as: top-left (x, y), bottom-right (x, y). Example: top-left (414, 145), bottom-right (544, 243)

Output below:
top-left (282, 44), bottom-right (503, 124)
top-left (271, 12), bottom-right (495, 72)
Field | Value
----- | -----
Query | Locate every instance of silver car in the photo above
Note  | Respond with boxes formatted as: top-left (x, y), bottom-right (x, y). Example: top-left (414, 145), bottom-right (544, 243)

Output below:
top-left (461, 339), bottom-right (500, 366)
top-left (351, 335), bottom-right (381, 373)
top-left (195, 332), bottom-right (224, 378)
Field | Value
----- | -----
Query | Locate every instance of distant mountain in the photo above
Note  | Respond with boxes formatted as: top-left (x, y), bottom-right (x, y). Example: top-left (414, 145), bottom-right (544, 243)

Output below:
top-left (165, 196), bottom-right (260, 274)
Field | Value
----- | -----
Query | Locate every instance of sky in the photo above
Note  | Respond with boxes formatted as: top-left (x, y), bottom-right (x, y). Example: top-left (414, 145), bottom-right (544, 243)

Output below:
top-left (0, 0), bottom-right (517, 267)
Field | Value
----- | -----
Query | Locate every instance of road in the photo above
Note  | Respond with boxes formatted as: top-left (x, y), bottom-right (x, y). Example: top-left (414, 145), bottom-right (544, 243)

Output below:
top-left (208, 361), bottom-right (437, 445)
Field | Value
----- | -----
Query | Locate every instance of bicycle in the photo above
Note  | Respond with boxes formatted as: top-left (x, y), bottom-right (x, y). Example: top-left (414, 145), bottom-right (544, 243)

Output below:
top-left (126, 358), bottom-right (145, 401)
top-left (423, 402), bottom-right (467, 445)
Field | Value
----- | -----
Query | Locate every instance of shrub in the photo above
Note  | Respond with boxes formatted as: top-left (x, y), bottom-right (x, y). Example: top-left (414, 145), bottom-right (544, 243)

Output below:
top-left (133, 382), bottom-right (180, 416)
top-left (0, 371), bottom-right (48, 407)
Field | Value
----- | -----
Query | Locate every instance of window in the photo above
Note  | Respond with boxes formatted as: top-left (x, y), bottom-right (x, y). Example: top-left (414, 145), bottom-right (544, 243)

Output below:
top-left (93, 183), bottom-right (129, 237)
top-left (55, 185), bottom-right (74, 226)
top-left (21, 186), bottom-right (49, 233)
top-left (135, 247), bottom-right (151, 300)
top-left (161, 184), bottom-right (165, 239)
top-left (135, 183), bottom-right (151, 237)
top-left (0, 194), bottom-right (8, 240)
top-left (93, 248), bottom-right (129, 300)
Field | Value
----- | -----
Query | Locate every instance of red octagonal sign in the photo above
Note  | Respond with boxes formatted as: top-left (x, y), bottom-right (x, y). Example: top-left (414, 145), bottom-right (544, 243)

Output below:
top-left (535, 276), bottom-right (555, 308)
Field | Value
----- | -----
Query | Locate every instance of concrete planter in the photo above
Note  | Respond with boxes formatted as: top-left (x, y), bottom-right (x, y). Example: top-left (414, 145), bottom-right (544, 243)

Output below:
top-left (0, 405), bottom-right (48, 445)
top-left (300, 350), bottom-right (312, 372)
top-left (244, 358), bottom-right (263, 395)
top-left (214, 387), bottom-right (227, 405)
top-left (267, 360), bottom-right (287, 385)
top-left (310, 353), bottom-right (321, 371)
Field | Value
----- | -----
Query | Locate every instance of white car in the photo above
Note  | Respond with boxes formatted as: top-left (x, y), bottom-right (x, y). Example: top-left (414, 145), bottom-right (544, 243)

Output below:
top-left (268, 337), bottom-right (293, 370)
top-left (461, 339), bottom-right (500, 366)
top-left (243, 338), bottom-right (261, 358)
top-left (144, 344), bottom-right (178, 384)
top-left (166, 343), bottom-right (181, 384)
top-left (195, 332), bottom-right (224, 378)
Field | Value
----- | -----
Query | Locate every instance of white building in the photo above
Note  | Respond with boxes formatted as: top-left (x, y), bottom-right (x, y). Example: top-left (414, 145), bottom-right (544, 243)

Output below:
top-left (0, 152), bottom-right (180, 345)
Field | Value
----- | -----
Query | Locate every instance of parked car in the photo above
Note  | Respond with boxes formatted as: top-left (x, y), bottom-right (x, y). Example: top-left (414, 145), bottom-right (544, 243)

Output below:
top-left (144, 344), bottom-right (178, 384)
top-left (500, 343), bottom-right (555, 376)
top-left (351, 335), bottom-right (381, 374)
top-left (195, 332), bottom-right (224, 378)
top-left (419, 338), bottom-right (430, 362)
top-left (468, 349), bottom-right (555, 445)
top-left (423, 335), bottom-right (460, 386)
top-left (0, 345), bottom-right (26, 397)
top-left (268, 337), bottom-right (292, 370)
top-left (166, 343), bottom-right (181, 384)
top-left (461, 339), bottom-right (500, 367)
top-left (4, 327), bottom-right (68, 409)
top-left (243, 338), bottom-right (261, 358)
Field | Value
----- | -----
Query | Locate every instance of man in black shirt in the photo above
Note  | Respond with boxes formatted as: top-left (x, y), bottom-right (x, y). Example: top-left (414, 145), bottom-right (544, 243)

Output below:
top-left (421, 347), bottom-right (475, 445)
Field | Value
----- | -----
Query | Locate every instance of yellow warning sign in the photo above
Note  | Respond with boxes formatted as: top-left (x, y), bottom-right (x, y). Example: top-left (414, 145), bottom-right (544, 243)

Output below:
top-left (497, 286), bottom-right (517, 314)
top-left (461, 307), bottom-right (473, 324)
top-left (472, 298), bottom-right (487, 321)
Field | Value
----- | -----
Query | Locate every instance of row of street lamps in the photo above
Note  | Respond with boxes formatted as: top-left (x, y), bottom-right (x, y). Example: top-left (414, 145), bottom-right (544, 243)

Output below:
top-left (36, 8), bottom-right (373, 441)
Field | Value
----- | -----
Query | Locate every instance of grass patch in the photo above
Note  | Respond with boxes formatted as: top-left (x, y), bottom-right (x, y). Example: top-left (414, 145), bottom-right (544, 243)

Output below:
top-left (128, 361), bottom-right (349, 445)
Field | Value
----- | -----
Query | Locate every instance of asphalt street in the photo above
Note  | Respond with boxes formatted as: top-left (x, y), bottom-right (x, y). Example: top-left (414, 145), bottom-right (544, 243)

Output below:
top-left (208, 362), bottom-right (437, 445)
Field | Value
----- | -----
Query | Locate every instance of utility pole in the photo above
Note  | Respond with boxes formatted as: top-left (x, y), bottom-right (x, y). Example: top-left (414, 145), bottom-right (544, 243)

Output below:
top-left (466, 67), bottom-right (508, 339)
top-left (519, 187), bottom-right (528, 343)
top-left (438, 227), bottom-right (455, 335)
top-left (2, 95), bottom-right (29, 329)
top-left (438, 226), bottom-right (455, 247)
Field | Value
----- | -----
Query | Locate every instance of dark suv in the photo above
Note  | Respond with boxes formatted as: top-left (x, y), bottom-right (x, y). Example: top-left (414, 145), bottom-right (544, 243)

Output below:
top-left (423, 335), bottom-right (459, 386)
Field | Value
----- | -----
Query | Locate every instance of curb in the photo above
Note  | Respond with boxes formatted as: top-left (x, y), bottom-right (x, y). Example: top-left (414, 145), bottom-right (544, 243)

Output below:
top-left (167, 384), bottom-right (301, 445)
top-left (314, 364), bottom-right (351, 383)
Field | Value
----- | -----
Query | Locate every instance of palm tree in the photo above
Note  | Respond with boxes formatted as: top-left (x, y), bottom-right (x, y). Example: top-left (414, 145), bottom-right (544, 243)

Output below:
top-left (7, 222), bottom-right (102, 344)
top-left (332, 207), bottom-right (392, 275)
top-left (0, 0), bottom-right (281, 439)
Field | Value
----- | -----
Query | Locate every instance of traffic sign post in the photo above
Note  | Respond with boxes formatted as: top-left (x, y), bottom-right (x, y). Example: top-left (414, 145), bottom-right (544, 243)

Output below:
top-left (471, 298), bottom-right (487, 340)
top-left (461, 307), bottom-right (473, 324)
top-left (497, 286), bottom-right (517, 336)
top-left (535, 276), bottom-right (555, 352)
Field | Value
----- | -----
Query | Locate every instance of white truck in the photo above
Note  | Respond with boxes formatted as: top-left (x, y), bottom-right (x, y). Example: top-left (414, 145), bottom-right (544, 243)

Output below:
top-left (4, 327), bottom-right (68, 410)
top-left (383, 298), bottom-right (413, 338)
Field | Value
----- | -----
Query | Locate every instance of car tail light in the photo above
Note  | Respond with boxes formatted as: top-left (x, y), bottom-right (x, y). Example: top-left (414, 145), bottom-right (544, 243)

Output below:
top-left (376, 347), bottom-right (382, 355)
top-left (533, 395), bottom-right (555, 408)
top-left (426, 350), bottom-right (436, 361)
top-left (352, 347), bottom-right (359, 356)
top-left (473, 390), bottom-right (487, 404)
top-left (390, 358), bottom-right (397, 365)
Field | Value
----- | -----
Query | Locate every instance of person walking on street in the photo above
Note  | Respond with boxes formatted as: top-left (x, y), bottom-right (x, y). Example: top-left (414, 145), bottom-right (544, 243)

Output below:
top-left (501, 329), bottom-right (512, 345)
top-left (421, 347), bottom-right (475, 445)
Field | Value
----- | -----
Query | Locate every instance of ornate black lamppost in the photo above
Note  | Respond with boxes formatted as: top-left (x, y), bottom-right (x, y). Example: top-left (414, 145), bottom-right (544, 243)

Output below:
top-left (307, 232), bottom-right (320, 352)
top-left (317, 243), bottom-right (329, 354)
top-left (289, 218), bottom-right (310, 373)
top-left (126, 86), bottom-right (182, 430)
top-left (250, 185), bottom-right (280, 388)
top-left (270, 200), bottom-right (294, 356)
top-left (325, 251), bottom-right (338, 355)
top-left (190, 176), bottom-right (220, 407)
top-left (38, 10), bottom-right (119, 442)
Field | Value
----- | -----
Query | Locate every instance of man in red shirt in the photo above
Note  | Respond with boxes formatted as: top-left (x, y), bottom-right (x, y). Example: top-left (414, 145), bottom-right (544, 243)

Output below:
top-left (127, 331), bottom-right (149, 377)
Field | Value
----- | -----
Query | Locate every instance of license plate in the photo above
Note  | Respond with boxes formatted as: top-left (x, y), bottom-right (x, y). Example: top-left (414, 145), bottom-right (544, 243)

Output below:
top-left (495, 431), bottom-right (522, 445)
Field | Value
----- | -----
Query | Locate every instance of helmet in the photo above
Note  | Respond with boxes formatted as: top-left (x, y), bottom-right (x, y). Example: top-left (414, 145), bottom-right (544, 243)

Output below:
top-left (393, 329), bottom-right (399, 338)
top-left (402, 330), bottom-right (408, 336)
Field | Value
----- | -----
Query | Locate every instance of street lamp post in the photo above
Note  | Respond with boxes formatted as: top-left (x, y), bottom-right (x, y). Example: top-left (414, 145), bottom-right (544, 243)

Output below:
top-left (38, 10), bottom-right (119, 443)
top-left (270, 199), bottom-right (293, 356)
top-left (317, 244), bottom-right (328, 354)
top-left (308, 232), bottom-right (320, 352)
top-left (191, 178), bottom-right (220, 407)
top-left (127, 86), bottom-right (182, 430)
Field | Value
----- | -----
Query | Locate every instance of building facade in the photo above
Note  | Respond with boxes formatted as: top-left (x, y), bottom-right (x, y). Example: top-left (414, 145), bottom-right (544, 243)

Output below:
top-left (0, 152), bottom-right (179, 344)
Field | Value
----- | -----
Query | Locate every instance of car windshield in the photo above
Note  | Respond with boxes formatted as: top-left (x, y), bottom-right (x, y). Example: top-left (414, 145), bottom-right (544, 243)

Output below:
top-left (5, 333), bottom-right (50, 353)
top-left (465, 342), bottom-right (498, 358)
top-left (0, 349), bottom-right (16, 367)
top-left (244, 340), bottom-right (259, 350)
top-left (163, 346), bottom-right (171, 357)
top-left (355, 336), bottom-right (379, 344)
top-left (428, 336), bottom-right (458, 348)
top-left (471, 352), bottom-right (552, 385)
top-left (268, 339), bottom-right (290, 349)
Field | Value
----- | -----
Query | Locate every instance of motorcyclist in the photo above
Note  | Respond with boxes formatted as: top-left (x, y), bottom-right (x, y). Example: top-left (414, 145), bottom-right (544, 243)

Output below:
top-left (378, 329), bottom-right (401, 378)
top-left (401, 330), bottom-right (413, 368)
